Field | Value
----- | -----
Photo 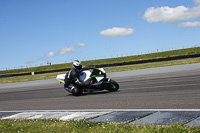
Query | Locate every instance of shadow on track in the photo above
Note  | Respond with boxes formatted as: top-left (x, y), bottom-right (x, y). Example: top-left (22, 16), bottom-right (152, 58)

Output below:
top-left (66, 90), bottom-right (120, 97)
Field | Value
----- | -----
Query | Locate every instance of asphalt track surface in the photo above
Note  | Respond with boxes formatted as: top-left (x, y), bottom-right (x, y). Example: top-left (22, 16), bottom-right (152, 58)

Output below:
top-left (1, 63), bottom-right (200, 111)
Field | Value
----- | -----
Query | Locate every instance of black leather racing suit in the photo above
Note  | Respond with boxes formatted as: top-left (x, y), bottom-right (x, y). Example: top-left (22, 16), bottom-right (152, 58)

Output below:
top-left (64, 67), bottom-right (92, 90)
top-left (64, 68), bottom-right (79, 89)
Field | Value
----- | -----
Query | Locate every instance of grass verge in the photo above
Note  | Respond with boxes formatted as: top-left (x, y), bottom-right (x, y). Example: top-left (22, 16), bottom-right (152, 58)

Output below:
top-left (0, 57), bottom-right (200, 84)
top-left (0, 119), bottom-right (200, 133)
top-left (1, 47), bottom-right (200, 75)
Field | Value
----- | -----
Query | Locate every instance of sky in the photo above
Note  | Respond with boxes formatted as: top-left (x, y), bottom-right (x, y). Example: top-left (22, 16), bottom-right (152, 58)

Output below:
top-left (1, 0), bottom-right (200, 70)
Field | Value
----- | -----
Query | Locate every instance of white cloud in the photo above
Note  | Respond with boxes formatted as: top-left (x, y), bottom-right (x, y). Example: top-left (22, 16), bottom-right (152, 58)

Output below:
top-left (194, 0), bottom-right (200, 5)
top-left (100, 27), bottom-right (134, 37)
top-left (59, 46), bottom-right (76, 55)
top-left (26, 59), bottom-right (35, 64)
top-left (76, 42), bottom-right (86, 47)
top-left (177, 21), bottom-right (200, 28)
top-left (143, 6), bottom-right (200, 23)
top-left (46, 52), bottom-right (55, 57)
top-left (27, 43), bottom-right (86, 64)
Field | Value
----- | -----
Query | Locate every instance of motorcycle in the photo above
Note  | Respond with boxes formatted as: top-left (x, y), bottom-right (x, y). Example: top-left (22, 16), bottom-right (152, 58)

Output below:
top-left (56, 67), bottom-right (119, 96)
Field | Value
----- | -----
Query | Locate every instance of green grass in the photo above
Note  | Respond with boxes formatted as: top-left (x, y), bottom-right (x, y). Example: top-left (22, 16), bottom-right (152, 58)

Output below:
top-left (1, 47), bottom-right (200, 75)
top-left (104, 56), bottom-right (200, 72)
top-left (0, 119), bottom-right (200, 133)
top-left (0, 71), bottom-right (65, 84)
top-left (1, 57), bottom-right (200, 84)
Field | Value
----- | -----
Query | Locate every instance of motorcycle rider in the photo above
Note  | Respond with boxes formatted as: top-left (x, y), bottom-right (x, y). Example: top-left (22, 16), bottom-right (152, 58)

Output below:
top-left (64, 60), bottom-right (91, 93)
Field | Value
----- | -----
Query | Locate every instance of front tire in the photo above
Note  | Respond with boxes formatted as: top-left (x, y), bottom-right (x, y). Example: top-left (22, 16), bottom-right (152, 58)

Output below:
top-left (72, 87), bottom-right (83, 96)
top-left (107, 80), bottom-right (119, 92)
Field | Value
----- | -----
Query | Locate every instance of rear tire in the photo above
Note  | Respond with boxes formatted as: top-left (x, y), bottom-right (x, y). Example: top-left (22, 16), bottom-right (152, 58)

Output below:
top-left (107, 80), bottom-right (119, 92)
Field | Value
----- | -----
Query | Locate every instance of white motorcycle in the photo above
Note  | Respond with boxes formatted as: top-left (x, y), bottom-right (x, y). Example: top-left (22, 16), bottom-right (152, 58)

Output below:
top-left (56, 67), bottom-right (119, 96)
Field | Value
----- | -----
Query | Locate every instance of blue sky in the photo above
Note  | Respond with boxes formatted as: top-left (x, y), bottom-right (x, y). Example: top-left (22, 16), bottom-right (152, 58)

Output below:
top-left (1, 0), bottom-right (200, 70)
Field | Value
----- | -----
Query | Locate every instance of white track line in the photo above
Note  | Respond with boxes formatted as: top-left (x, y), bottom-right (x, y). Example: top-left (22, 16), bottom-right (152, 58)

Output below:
top-left (1, 109), bottom-right (200, 112)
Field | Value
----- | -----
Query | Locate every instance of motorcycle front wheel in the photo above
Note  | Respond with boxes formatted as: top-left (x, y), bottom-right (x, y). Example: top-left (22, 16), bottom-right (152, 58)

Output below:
top-left (72, 87), bottom-right (83, 96)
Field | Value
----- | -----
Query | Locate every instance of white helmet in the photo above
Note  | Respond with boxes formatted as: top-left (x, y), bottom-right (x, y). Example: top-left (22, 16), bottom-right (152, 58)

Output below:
top-left (73, 60), bottom-right (82, 71)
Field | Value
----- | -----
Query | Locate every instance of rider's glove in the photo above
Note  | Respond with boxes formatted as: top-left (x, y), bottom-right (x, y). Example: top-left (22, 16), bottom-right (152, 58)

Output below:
top-left (75, 79), bottom-right (81, 85)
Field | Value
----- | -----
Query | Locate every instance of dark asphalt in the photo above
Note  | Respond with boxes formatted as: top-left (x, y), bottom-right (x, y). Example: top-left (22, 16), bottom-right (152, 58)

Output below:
top-left (0, 64), bottom-right (200, 111)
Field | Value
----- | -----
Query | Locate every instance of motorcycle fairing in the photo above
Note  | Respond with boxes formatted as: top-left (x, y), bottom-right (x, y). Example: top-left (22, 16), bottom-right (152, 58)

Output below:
top-left (79, 71), bottom-right (91, 82)
top-left (56, 74), bottom-right (66, 83)
top-left (56, 68), bottom-right (107, 83)
top-left (90, 68), bottom-right (106, 78)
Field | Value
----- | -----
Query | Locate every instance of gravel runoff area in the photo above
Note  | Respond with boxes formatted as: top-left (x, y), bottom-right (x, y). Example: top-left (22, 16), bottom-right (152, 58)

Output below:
top-left (1, 110), bottom-right (200, 127)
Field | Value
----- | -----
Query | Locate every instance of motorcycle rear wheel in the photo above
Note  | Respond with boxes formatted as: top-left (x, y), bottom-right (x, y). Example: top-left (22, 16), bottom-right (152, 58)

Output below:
top-left (107, 80), bottom-right (119, 92)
